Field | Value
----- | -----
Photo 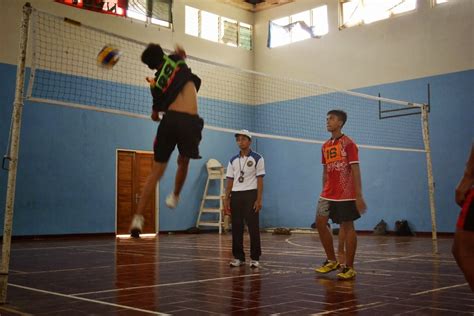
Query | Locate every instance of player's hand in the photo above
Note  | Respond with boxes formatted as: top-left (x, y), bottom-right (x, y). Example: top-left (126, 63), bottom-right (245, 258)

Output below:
top-left (253, 199), bottom-right (262, 213)
top-left (146, 76), bottom-right (156, 86)
top-left (223, 197), bottom-right (230, 213)
top-left (455, 185), bottom-right (469, 207)
top-left (356, 196), bottom-right (367, 214)
top-left (174, 45), bottom-right (186, 58)
top-left (151, 110), bottom-right (160, 122)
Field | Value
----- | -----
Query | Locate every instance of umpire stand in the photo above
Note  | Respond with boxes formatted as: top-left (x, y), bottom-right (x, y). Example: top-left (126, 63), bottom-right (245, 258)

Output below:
top-left (196, 159), bottom-right (227, 234)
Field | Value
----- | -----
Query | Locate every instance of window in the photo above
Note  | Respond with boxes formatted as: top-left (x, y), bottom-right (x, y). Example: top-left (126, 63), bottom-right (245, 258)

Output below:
top-left (201, 11), bottom-right (219, 42)
top-left (185, 6), bottom-right (253, 50)
top-left (432, 0), bottom-right (448, 6)
top-left (340, 0), bottom-right (416, 29)
top-left (221, 17), bottom-right (238, 47)
top-left (312, 5), bottom-right (329, 36)
top-left (125, 0), bottom-right (171, 27)
top-left (239, 23), bottom-right (253, 50)
top-left (127, 0), bottom-right (147, 21)
top-left (55, 0), bottom-right (171, 27)
top-left (185, 6), bottom-right (199, 36)
top-left (268, 5), bottom-right (328, 48)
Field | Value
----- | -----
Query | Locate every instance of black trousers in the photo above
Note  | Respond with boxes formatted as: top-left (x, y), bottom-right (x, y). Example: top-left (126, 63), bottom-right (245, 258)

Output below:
top-left (230, 190), bottom-right (261, 261)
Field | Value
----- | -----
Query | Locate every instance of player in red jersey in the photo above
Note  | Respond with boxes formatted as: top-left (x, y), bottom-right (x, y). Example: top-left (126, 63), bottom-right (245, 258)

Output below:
top-left (314, 110), bottom-right (367, 280)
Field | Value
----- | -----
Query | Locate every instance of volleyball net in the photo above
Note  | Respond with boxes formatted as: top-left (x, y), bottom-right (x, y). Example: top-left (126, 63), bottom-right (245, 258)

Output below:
top-left (27, 8), bottom-right (427, 152)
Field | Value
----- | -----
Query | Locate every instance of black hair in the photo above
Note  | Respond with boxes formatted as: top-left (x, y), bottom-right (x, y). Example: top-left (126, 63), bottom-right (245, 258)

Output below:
top-left (141, 43), bottom-right (164, 69)
top-left (327, 109), bottom-right (347, 127)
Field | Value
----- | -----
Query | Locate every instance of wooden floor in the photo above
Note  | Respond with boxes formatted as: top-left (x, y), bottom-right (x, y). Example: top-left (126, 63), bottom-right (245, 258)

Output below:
top-left (0, 232), bottom-right (472, 315)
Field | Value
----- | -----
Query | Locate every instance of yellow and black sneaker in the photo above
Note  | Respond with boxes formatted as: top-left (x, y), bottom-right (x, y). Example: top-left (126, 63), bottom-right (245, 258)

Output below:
top-left (315, 260), bottom-right (340, 274)
top-left (337, 266), bottom-right (356, 280)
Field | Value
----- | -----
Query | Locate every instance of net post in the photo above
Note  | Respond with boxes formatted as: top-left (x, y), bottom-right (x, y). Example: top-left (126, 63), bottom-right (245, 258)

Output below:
top-left (0, 2), bottom-right (33, 304)
top-left (421, 103), bottom-right (438, 242)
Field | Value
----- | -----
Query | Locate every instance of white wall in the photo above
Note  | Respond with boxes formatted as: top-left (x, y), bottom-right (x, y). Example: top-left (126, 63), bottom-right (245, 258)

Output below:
top-left (1, 0), bottom-right (471, 98)
top-left (0, 0), bottom-right (254, 70)
top-left (254, 0), bottom-right (473, 90)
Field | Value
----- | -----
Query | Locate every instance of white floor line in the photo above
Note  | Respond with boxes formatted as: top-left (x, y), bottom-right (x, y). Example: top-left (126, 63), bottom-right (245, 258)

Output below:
top-left (72, 271), bottom-right (271, 296)
top-left (8, 283), bottom-right (169, 315)
top-left (357, 271), bottom-right (392, 276)
top-left (10, 258), bottom-right (211, 275)
top-left (310, 301), bottom-right (383, 315)
top-left (10, 266), bottom-right (111, 274)
top-left (357, 267), bottom-right (465, 278)
top-left (362, 254), bottom-right (421, 263)
top-left (410, 283), bottom-right (469, 296)
top-left (285, 238), bottom-right (319, 249)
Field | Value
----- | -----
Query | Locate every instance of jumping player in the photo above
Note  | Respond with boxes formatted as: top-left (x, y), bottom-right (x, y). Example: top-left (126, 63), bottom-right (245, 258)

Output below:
top-left (130, 43), bottom-right (203, 238)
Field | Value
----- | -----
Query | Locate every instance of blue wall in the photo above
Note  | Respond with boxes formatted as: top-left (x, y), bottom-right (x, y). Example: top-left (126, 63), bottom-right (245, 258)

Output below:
top-left (0, 62), bottom-right (472, 235)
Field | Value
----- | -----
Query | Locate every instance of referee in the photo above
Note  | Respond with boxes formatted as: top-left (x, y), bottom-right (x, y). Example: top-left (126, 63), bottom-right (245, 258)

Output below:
top-left (224, 130), bottom-right (265, 268)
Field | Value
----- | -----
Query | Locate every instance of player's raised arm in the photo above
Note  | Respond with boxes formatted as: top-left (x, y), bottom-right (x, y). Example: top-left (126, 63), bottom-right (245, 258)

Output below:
top-left (174, 45), bottom-right (187, 59)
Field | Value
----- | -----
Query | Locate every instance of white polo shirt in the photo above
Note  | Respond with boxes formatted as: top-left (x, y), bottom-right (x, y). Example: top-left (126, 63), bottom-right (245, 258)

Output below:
top-left (226, 150), bottom-right (265, 192)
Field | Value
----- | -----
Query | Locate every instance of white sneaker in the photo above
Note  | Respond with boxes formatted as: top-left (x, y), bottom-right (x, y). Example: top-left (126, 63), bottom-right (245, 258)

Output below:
top-left (165, 193), bottom-right (179, 209)
top-left (250, 260), bottom-right (260, 268)
top-left (229, 259), bottom-right (245, 267)
top-left (130, 214), bottom-right (144, 238)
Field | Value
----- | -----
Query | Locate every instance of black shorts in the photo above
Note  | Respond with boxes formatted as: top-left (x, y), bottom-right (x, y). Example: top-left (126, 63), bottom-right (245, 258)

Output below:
top-left (154, 111), bottom-right (204, 162)
top-left (328, 200), bottom-right (360, 224)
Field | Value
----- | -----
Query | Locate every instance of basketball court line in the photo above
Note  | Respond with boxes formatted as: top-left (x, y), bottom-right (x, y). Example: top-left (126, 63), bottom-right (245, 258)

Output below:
top-left (284, 237), bottom-right (440, 254)
top-left (71, 271), bottom-right (281, 296)
top-left (410, 283), bottom-right (468, 296)
top-left (356, 267), bottom-right (465, 278)
top-left (361, 254), bottom-right (421, 263)
top-left (9, 258), bottom-right (214, 275)
top-left (311, 301), bottom-right (384, 315)
top-left (8, 283), bottom-right (169, 315)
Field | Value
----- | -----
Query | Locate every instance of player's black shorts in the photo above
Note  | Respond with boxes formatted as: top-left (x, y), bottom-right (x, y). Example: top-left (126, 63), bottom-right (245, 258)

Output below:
top-left (317, 198), bottom-right (360, 224)
top-left (329, 200), bottom-right (360, 224)
top-left (154, 111), bottom-right (204, 162)
top-left (457, 188), bottom-right (474, 232)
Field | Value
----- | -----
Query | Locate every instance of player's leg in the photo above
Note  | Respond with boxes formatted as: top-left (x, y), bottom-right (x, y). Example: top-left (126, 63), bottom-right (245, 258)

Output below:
top-left (315, 199), bottom-right (339, 273)
top-left (230, 192), bottom-right (245, 266)
top-left (337, 225), bottom-right (346, 268)
top-left (244, 190), bottom-right (261, 267)
top-left (167, 113), bottom-right (204, 208)
top-left (335, 201), bottom-right (360, 280)
top-left (165, 154), bottom-right (189, 208)
top-left (130, 161), bottom-right (168, 237)
top-left (131, 116), bottom-right (175, 237)
top-left (341, 221), bottom-right (356, 266)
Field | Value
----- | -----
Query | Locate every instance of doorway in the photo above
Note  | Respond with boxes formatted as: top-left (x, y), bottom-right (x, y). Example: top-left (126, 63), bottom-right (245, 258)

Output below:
top-left (116, 150), bottom-right (158, 235)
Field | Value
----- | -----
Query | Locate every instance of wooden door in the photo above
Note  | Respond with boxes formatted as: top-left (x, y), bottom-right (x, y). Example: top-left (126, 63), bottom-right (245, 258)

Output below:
top-left (116, 150), bottom-right (157, 235)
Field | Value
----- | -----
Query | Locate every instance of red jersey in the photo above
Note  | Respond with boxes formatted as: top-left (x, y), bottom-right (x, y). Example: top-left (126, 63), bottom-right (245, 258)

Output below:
top-left (320, 135), bottom-right (359, 201)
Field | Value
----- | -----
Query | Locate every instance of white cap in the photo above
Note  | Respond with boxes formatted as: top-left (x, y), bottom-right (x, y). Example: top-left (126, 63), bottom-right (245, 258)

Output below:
top-left (234, 129), bottom-right (252, 139)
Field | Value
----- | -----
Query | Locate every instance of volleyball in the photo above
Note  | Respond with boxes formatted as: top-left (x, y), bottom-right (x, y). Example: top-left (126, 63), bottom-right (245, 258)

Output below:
top-left (97, 45), bottom-right (121, 69)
